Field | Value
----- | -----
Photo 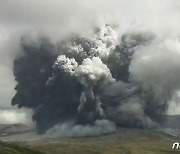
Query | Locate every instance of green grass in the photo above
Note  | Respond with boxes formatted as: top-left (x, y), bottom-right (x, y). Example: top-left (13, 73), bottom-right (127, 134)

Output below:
top-left (28, 129), bottom-right (180, 154)
top-left (3, 128), bottom-right (180, 154)
top-left (0, 141), bottom-right (45, 154)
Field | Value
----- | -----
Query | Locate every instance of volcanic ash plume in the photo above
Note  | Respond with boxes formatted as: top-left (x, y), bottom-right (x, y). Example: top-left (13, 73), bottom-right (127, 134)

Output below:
top-left (12, 24), bottom-right (180, 137)
top-left (75, 57), bottom-right (115, 124)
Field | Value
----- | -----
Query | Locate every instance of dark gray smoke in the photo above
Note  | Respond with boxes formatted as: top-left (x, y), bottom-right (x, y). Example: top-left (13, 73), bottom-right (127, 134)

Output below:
top-left (0, 0), bottom-right (179, 137)
top-left (12, 24), bottom-right (180, 137)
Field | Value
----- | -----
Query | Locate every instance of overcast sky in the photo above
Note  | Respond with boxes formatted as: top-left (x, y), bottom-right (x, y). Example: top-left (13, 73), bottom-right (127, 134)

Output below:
top-left (1, 0), bottom-right (180, 124)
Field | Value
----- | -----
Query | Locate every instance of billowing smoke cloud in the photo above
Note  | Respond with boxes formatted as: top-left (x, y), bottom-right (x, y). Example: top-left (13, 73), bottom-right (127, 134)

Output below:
top-left (0, 28), bottom-right (34, 125)
top-left (0, 109), bottom-right (33, 125)
top-left (74, 56), bottom-right (115, 123)
top-left (1, 0), bottom-right (180, 137)
top-left (46, 119), bottom-right (116, 137)
top-left (129, 38), bottom-right (180, 112)
top-left (12, 25), bottom-right (180, 136)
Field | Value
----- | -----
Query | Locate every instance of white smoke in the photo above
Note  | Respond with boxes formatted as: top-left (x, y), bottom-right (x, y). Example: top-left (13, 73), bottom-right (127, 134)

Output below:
top-left (51, 55), bottom-right (115, 120)
top-left (129, 38), bottom-right (180, 109)
top-left (167, 91), bottom-right (180, 115)
top-left (90, 25), bottom-right (118, 58)
top-left (0, 28), bottom-right (34, 125)
top-left (0, 109), bottom-right (34, 125)
top-left (75, 57), bottom-right (115, 117)
top-left (53, 55), bottom-right (78, 75)
top-left (75, 57), bottom-right (115, 86)
top-left (46, 119), bottom-right (116, 137)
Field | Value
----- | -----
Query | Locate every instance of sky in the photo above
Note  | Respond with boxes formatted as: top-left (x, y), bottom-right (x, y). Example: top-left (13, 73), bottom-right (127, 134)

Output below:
top-left (1, 0), bottom-right (180, 124)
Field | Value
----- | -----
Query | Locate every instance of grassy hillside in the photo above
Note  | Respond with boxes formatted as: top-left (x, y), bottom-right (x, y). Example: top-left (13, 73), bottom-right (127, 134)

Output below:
top-left (2, 128), bottom-right (180, 154)
top-left (26, 128), bottom-right (180, 154)
top-left (0, 141), bottom-right (44, 154)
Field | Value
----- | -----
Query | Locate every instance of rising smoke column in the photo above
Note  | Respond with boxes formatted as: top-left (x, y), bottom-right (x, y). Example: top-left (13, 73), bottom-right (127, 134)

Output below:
top-left (130, 38), bottom-right (180, 118)
top-left (12, 35), bottom-right (82, 133)
top-left (102, 32), bottom-right (155, 128)
top-left (12, 23), bottom-right (180, 136)
top-left (74, 57), bottom-right (115, 124)
top-left (12, 25), bottom-right (119, 134)
top-left (12, 36), bottom-right (59, 133)
top-left (48, 25), bottom-right (117, 124)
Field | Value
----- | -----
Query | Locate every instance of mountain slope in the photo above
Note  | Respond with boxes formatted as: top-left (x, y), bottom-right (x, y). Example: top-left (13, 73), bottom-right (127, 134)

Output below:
top-left (27, 128), bottom-right (180, 154)
top-left (0, 141), bottom-right (45, 154)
